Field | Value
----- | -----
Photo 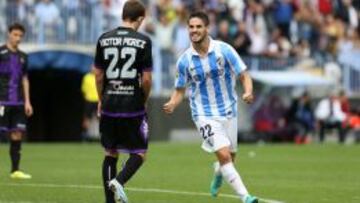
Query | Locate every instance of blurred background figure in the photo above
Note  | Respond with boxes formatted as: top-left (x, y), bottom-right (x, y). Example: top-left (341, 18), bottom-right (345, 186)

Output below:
top-left (34, 0), bottom-right (64, 43)
top-left (347, 107), bottom-right (360, 143)
top-left (154, 11), bottom-right (176, 88)
top-left (286, 91), bottom-right (315, 144)
top-left (233, 21), bottom-right (251, 56)
top-left (272, 0), bottom-right (295, 40)
top-left (81, 69), bottom-right (99, 140)
top-left (315, 92), bottom-right (347, 143)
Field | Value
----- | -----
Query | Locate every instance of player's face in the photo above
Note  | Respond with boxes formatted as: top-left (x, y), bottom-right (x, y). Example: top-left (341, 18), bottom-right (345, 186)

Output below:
top-left (188, 18), bottom-right (208, 44)
top-left (8, 29), bottom-right (24, 48)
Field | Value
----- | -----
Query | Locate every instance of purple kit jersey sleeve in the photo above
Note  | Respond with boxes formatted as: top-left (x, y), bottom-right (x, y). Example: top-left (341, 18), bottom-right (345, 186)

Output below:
top-left (94, 40), bottom-right (105, 70)
top-left (141, 38), bottom-right (152, 72)
top-left (20, 52), bottom-right (28, 74)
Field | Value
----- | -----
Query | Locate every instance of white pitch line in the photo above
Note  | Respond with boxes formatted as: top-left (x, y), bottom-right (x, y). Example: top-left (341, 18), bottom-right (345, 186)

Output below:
top-left (0, 182), bottom-right (285, 203)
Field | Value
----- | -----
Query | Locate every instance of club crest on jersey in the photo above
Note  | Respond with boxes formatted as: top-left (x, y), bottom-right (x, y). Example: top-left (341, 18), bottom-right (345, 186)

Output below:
top-left (216, 57), bottom-right (224, 67)
top-left (20, 57), bottom-right (25, 64)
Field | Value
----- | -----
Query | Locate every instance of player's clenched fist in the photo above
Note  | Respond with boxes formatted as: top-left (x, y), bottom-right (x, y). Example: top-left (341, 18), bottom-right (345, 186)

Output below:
top-left (163, 101), bottom-right (176, 114)
top-left (242, 92), bottom-right (254, 104)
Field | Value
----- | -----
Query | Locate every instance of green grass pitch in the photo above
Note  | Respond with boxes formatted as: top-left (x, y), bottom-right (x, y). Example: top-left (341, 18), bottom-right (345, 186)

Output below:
top-left (0, 142), bottom-right (359, 203)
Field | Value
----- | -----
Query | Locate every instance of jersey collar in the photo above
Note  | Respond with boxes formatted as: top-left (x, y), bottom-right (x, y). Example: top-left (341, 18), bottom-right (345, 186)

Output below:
top-left (190, 37), bottom-right (215, 56)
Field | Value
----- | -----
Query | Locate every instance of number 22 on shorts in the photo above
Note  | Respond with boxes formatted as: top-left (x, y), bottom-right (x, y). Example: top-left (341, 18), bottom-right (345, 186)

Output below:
top-left (200, 124), bottom-right (214, 140)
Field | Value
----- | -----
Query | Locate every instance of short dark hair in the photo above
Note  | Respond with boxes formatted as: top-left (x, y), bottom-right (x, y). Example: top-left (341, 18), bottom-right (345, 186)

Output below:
top-left (8, 23), bottom-right (26, 33)
top-left (188, 11), bottom-right (209, 26)
top-left (122, 0), bottom-right (146, 21)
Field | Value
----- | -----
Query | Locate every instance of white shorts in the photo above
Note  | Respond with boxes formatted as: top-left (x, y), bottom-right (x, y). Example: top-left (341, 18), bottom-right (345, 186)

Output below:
top-left (194, 116), bottom-right (238, 153)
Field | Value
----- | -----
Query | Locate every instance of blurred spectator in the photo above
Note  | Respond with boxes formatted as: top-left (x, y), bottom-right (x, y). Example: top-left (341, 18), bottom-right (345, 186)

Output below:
top-left (61, 0), bottom-right (92, 43)
top-left (315, 93), bottom-right (347, 143)
top-left (336, 0), bottom-right (358, 29)
top-left (155, 0), bottom-right (177, 21)
top-left (103, 0), bottom-right (125, 31)
top-left (172, 5), bottom-right (190, 57)
top-left (286, 92), bottom-right (315, 144)
top-left (6, 0), bottom-right (35, 41)
top-left (339, 90), bottom-right (351, 115)
top-left (265, 27), bottom-right (292, 58)
top-left (254, 95), bottom-right (289, 142)
top-left (322, 13), bottom-right (345, 55)
top-left (62, 0), bottom-right (80, 42)
top-left (245, 0), bottom-right (268, 55)
top-left (215, 0), bottom-right (231, 20)
top-left (294, 0), bottom-right (322, 44)
top-left (154, 12), bottom-right (176, 88)
top-left (216, 19), bottom-right (233, 45)
top-left (35, 0), bottom-right (65, 43)
top-left (317, 0), bottom-right (333, 15)
top-left (87, 0), bottom-right (104, 42)
top-left (0, 1), bottom-right (6, 39)
top-left (292, 38), bottom-right (311, 58)
top-left (207, 11), bottom-right (218, 38)
top-left (81, 70), bottom-right (99, 139)
top-left (227, 0), bottom-right (245, 22)
top-left (233, 21), bottom-right (251, 56)
top-left (272, 0), bottom-right (295, 40)
top-left (348, 107), bottom-right (360, 143)
top-left (203, 0), bottom-right (219, 12)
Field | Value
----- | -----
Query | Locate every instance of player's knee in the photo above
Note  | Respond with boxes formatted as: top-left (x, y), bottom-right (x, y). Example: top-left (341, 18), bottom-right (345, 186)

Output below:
top-left (219, 154), bottom-right (232, 165)
top-left (10, 131), bottom-right (22, 141)
top-left (216, 150), bottom-right (232, 165)
top-left (105, 150), bottom-right (118, 158)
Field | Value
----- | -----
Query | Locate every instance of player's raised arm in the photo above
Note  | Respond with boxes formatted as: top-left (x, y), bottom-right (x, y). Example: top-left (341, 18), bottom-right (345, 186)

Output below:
top-left (239, 71), bottom-right (254, 104)
top-left (163, 88), bottom-right (186, 114)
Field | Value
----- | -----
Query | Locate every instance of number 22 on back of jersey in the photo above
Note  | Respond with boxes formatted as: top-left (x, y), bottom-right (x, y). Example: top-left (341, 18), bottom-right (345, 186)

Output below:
top-left (104, 47), bottom-right (137, 79)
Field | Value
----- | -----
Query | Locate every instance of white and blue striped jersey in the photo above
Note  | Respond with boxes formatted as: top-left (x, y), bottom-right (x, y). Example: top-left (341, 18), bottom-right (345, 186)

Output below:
top-left (175, 38), bottom-right (247, 120)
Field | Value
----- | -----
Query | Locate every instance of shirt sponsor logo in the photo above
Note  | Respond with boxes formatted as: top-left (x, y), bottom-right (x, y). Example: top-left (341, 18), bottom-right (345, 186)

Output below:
top-left (108, 81), bottom-right (135, 95)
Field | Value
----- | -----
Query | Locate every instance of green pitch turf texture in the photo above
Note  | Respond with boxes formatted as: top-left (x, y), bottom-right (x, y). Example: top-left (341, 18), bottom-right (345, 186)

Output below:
top-left (0, 142), bottom-right (359, 203)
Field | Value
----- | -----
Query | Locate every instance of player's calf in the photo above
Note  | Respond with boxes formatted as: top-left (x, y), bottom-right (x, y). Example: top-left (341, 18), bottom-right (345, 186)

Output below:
top-left (116, 153), bottom-right (145, 185)
top-left (102, 155), bottom-right (118, 203)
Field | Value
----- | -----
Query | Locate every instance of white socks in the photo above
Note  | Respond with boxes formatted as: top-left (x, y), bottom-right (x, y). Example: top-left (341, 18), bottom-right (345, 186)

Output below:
top-left (220, 162), bottom-right (249, 201)
top-left (213, 161), bottom-right (221, 176)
